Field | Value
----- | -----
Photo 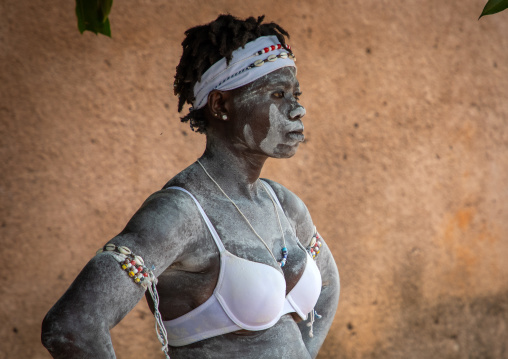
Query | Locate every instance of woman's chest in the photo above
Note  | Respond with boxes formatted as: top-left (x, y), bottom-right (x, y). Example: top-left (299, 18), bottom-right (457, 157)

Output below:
top-left (156, 190), bottom-right (309, 318)
top-left (157, 222), bottom-right (308, 319)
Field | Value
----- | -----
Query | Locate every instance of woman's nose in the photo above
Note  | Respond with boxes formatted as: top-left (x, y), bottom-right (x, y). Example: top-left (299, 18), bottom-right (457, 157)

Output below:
top-left (289, 105), bottom-right (306, 120)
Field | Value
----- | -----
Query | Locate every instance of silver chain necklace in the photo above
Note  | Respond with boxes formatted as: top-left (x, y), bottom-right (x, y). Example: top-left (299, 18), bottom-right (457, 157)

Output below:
top-left (197, 160), bottom-right (289, 267)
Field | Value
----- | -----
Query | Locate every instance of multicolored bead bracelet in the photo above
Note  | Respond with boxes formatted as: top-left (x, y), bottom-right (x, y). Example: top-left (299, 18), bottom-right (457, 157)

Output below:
top-left (96, 243), bottom-right (156, 289)
top-left (305, 227), bottom-right (324, 337)
top-left (307, 227), bottom-right (323, 260)
top-left (96, 244), bottom-right (170, 358)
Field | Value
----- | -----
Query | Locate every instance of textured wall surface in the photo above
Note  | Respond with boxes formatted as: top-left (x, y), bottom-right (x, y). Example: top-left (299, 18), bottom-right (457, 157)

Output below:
top-left (1, 1), bottom-right (508, 358)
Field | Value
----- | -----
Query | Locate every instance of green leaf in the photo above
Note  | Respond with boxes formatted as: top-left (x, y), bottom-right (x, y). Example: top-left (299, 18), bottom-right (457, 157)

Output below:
top-left (101, 18), bottom-right (111, 37)
top-left (479, 0), bottom-right (508, 19)
top-left (75, 0), bottom-right (113, 37)
top-left (99, 0), bottom-right (113, 23)
top-left (76, 0), bottom-right (87, 34)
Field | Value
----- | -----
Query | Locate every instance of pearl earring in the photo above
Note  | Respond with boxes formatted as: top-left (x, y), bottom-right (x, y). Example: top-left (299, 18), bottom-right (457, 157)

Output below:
top-left (222, 114), bottom-right (228, 120)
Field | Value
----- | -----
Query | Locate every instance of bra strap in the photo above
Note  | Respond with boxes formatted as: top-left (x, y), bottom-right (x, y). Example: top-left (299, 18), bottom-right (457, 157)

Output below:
top-left (260, 180), bottom-right (300, 242)
top-left (166, 186), bottom-right (226, 253)
top-left (260, 180), bottom-right (284, 213)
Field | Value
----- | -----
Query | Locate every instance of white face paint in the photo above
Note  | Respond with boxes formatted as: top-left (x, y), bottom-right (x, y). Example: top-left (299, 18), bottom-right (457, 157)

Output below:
top-left (289, 106), bottom-right (306, 119)
top-left (259, 104), bottom-right (290, 154)
top-left (229, 68), bottom-right (305, 157)
top-left (257, 104), bottom-right (304, 157)
top-left (243, 124), bottom-right (257, 148)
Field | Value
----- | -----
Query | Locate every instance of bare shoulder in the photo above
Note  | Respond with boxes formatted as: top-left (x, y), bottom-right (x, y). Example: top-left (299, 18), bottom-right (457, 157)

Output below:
top-left (123, 187), bottom-right (201, 237)
top-left (261, 178), bottom-right (315, 246)
top-left (104, 186), bottom-right (206, 276)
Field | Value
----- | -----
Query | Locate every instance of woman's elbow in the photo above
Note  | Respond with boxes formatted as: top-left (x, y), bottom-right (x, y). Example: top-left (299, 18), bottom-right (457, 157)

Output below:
top-left (41, 310), bottom-right (76, 357)
top-left (41, 308), bottom-right (103, 358)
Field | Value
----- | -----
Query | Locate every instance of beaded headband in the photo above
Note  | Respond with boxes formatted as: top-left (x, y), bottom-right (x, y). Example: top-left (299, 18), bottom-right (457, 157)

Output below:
top-left (192, 35), bottom-right (296, 110)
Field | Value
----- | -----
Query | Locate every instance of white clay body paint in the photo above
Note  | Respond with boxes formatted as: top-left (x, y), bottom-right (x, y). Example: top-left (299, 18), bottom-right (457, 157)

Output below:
top-left (290, 106), bottom-right (306, 119)
top-left (260, 104), bottom-right (304, 155)
top-left (243, 124), bottom-right (257, 148)
top-left (233, 67), bottom-right (304, 155)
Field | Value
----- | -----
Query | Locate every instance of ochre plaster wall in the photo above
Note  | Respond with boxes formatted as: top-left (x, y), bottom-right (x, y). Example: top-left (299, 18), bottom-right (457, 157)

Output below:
top-left (1, 1), bottom-right (508, 358)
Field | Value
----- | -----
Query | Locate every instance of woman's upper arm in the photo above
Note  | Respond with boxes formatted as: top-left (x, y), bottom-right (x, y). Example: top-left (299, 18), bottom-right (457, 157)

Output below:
top-left (42, 189), bottom-right (197, 356)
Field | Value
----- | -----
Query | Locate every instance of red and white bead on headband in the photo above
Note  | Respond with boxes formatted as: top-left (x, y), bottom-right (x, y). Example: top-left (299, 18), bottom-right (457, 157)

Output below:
top-left (192, 35), bottom-right (296, 110)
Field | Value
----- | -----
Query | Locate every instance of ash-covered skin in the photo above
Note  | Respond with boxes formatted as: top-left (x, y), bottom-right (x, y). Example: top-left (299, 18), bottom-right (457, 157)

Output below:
top-left (41, 67), bottom-right (340, 359)
top-left (231, 67), bottom-right (305, 158)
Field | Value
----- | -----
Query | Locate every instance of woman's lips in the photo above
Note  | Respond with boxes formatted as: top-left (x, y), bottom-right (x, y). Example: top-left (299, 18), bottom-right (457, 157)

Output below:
top-left (287, 130), bottom-right (305, 142)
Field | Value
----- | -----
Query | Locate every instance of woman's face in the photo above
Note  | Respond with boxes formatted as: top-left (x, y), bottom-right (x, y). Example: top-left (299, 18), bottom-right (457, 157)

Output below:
top-left (227, 67), bottom-right (306, 159)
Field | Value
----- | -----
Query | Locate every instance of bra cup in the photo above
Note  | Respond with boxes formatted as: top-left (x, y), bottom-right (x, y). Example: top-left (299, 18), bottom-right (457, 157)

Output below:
top-left (216, 251), bottom-right (286, 330)
top-left (286, 253), bottom-right (322, 320)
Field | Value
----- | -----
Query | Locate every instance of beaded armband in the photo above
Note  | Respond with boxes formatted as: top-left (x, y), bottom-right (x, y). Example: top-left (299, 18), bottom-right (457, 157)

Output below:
top-left (307, 227), bottom-right (323, 260)
top-left (96, 244), bottom-right (170, 358)
top-left (96, 244), bottom-right (156, 289)
top-left (305, 227), bottom-right (324, 337)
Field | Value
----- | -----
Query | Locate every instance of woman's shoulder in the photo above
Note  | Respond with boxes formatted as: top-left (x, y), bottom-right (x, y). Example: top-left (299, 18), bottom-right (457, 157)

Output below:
top-left (117, 182), bottom-right (205, 247)
top-left (160, 162), bottom-right (201, 190)
top-left (261, 178), bottom-right (314, 245)
top-left (109, 185), bottom-right (209, 275)
top-left (261, 179), bottom-right (304, 209)
top-left (132, 164), bottom-right (203, 225)
top-left (131, 160), bottom-right (225, 235)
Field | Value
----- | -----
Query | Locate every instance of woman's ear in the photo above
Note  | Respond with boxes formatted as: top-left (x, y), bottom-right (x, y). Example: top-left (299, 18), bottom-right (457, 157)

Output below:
top-left (207, 90), bottom-right (231, 121)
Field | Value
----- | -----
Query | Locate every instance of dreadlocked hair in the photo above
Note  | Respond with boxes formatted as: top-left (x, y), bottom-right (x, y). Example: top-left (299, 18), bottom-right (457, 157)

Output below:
top-left (174, 14), bottom-right (291, 133)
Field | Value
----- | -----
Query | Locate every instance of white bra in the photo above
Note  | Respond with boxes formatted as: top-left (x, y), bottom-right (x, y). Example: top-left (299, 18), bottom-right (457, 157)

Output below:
top-left (163, 182), bottom-right (322, 346)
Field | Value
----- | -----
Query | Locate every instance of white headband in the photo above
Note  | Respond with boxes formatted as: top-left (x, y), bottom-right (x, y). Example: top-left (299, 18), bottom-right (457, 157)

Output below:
top-left (192, 35), bottom-right (296, 110)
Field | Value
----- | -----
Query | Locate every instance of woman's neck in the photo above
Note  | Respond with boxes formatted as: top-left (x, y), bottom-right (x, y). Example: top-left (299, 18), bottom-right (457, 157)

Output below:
top-left (198, 136), bottom-right (267, 199)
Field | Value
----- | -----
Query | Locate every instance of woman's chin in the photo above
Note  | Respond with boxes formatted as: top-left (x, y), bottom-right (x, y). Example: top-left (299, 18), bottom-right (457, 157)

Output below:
top-left (270, 144), bottom-right (300, 159)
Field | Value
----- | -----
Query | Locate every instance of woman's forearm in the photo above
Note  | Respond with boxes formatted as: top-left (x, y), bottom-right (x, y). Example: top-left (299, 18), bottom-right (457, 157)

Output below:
top-left (41, 253), bottom-right (148, 359)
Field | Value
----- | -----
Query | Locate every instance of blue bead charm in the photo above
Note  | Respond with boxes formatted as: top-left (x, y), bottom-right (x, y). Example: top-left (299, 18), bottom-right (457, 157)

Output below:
top-left (279, 247), bottom-right (288, 267)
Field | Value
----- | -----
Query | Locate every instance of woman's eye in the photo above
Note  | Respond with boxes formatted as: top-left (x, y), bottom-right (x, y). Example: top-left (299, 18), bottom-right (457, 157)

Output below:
top-left (273, 91), bottom-right (284, 98)
top-left (294, 92), bottom-right (302, 101)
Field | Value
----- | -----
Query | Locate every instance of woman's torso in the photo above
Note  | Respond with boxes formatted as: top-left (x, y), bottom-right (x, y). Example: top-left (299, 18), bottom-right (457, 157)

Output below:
top-left (147, 166), bottom-right (314, 356)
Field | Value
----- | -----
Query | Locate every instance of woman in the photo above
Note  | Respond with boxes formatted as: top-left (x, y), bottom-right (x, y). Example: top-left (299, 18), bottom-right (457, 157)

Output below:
top-left (42, 15), bottom-right (340, 359)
